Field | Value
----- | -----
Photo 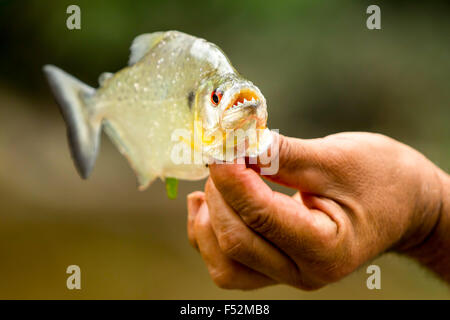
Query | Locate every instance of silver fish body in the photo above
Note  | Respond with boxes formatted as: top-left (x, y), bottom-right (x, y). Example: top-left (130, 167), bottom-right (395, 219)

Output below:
top-left (43, 31), bottom-right (271, 190)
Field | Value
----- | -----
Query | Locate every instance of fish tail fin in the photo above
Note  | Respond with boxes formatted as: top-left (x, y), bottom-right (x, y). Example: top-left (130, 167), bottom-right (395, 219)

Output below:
top-left (43, 64), bottom-right (101, 179)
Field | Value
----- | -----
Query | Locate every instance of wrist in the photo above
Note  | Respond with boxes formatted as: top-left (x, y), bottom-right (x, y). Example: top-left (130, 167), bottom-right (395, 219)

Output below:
top-left (400, 168), bottom-right (450, 282)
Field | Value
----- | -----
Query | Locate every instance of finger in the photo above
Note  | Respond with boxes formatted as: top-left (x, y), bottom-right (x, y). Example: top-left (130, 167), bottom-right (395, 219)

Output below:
top-left (187, 191), bottom-right (205, 250)
top-left (249, 133), bottom-right (329, 193)
top-left (209, 161), bottom-right (338, 257)
top-left (292, 191), bottom-right (301, 202)
top-left (194, 199), bottom-right (276, 290)
top-left (205, 178), bottom-right (302, 285)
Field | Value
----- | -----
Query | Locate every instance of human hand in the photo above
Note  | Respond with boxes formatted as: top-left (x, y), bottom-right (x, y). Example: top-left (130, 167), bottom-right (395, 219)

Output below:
top-left (187, 132), bottom-right (448, 290)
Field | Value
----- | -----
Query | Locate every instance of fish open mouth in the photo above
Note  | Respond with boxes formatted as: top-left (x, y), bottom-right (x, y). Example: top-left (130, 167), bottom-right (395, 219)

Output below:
top-left (225, 89), bottom-right (261, 111)
top-left (220, 87), bottom-right (267, 132)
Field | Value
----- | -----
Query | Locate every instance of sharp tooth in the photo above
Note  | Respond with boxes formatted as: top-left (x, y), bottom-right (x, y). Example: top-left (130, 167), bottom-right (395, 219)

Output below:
top-left (243, 98), bottom-right (248, 103)
top-left (251, 97), bottom-right (255, 102)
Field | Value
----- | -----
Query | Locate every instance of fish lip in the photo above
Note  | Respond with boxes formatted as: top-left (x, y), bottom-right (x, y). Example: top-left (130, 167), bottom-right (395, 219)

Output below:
top-left (219, 84), bottom-right (267, 131)
top-left (233, 115), bottom-right (261, 130)
top-left (220, 101), bottom-right (267, 130)
top-left (221, 86), bottom-right (265, 112)
top-left (226, 99), bottom-right (261, 111)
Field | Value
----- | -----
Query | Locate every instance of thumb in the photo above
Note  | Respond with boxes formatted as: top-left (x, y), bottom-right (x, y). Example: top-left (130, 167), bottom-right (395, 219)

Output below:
top-left (208, 162), bottom-right (323, 249)
top-left (251, 133), bottom-right (329, 193)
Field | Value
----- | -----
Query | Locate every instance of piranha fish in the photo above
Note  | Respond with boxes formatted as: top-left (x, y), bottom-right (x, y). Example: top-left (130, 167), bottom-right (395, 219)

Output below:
top-left (43, 31), bottom-right (272, 197)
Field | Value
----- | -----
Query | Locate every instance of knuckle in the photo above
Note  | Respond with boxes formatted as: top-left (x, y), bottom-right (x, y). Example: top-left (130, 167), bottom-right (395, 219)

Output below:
top-left (314, 251), bottom-right (357, 283)
top-left (210, 269), bottom-right (236, 289)
top-left (217, 230), bottom-right (245, 258)
top-left (242, 208), bottom-right (273, 235)
top-left (319, 261), bottom-right (352, 283)
top-left (315, 227), bottom-right (339, 251)
top-left (308, 215), bottom-right (342, 252)
top-left (303, 237), bottom-right (356, 283)
top-left (288, 271), bottom-right (324, 291)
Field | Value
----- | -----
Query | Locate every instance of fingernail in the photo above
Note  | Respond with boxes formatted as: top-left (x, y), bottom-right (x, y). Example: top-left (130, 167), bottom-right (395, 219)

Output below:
top-left (187, 192), bottom-right (204, 215)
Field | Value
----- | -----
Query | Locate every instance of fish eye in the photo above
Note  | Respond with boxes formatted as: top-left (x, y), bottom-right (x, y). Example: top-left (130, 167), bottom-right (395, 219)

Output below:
top-left (210, 89), bottom-right (223, 106)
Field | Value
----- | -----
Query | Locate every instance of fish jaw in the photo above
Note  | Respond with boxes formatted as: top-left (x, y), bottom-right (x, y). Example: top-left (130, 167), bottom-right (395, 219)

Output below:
top-left (199, 83), bottom-right (270, 161)
top-left (220, 85), bottom-right (267, 130)
top-left (221, 103), bottom-right (266, 131)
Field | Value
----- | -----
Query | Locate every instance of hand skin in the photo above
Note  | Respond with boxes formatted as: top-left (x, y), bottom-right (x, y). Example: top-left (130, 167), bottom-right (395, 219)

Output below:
top-left (187, 132), bottom-right (450, 290)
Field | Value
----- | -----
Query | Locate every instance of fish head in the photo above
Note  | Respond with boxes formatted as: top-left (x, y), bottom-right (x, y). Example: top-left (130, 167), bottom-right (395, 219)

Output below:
top-left (196, 73), bottom-right (267, 134)
top-left (195, 73), bottom-right (270, 159)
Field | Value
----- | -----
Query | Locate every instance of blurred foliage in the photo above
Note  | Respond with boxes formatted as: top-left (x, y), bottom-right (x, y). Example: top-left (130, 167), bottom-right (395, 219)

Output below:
top-left (0, 0), bottom-right (449, 299)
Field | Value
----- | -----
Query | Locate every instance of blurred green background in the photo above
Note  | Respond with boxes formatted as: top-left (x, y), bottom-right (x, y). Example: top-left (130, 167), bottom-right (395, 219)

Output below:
top-left (0, 0), bottom-right (449, 299)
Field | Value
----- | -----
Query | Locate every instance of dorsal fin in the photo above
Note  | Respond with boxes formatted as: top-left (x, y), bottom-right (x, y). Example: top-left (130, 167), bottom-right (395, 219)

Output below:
top-left (128, 32), bottom-right (165, 65)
